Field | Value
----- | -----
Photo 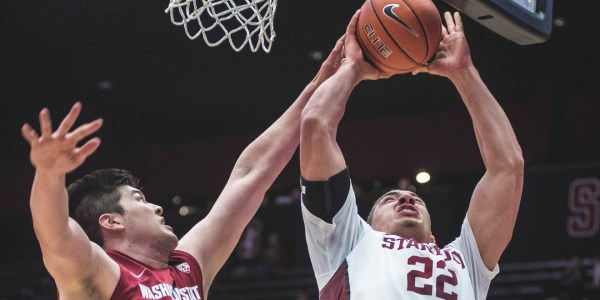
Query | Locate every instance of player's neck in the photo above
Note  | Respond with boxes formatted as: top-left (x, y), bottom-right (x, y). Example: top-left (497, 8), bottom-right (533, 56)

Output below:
top-left (123, 249), bottom-right (170, 269)
top-left (106, 240), bottom-right (172, 269)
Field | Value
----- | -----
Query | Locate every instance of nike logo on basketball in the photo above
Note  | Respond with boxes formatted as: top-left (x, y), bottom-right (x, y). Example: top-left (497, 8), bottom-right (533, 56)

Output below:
top-left (383, 4), bottom-right (419, 38)
top-left (131, 268), bottom-right (146, 278)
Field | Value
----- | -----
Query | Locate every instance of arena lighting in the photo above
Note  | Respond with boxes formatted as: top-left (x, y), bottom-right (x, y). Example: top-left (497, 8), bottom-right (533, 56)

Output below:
top-left (179, 206), bottom-right (190, 216)
top-left (416, 171), bottom-right (431, 184)
top-left (172, 195), bottom-right (182, 205)
top-left (96, 80), bottom-right (115, 91)
top-left (308, 50), bottom-right (324, 61)
top-left (178, 205), bottom-right (199, 217)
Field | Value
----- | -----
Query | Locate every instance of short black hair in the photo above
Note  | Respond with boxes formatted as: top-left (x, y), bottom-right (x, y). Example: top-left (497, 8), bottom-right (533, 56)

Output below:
top-left (68, 168), bottom-right (140, 247)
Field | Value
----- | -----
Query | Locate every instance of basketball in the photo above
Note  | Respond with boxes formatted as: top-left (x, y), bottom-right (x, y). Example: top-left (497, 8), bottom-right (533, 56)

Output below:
top-left (356, 0), bottom-right (442, 74)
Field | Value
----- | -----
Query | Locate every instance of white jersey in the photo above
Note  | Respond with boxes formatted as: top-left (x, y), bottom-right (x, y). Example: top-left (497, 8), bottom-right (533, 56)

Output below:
top-left (301, 171), bottom-right (498, 299)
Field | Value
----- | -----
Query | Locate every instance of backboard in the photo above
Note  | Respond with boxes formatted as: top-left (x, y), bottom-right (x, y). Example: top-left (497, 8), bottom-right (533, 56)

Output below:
top-left (442, 0), bottom-right (554, 45)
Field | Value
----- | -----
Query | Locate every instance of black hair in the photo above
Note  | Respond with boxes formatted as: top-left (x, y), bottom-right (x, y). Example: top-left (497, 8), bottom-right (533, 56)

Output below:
top-left (68, 168), bottom-right (140, 247)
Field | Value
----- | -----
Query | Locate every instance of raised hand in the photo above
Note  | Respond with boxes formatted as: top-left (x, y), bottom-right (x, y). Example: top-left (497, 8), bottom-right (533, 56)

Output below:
top-left (342, 10), bottom-right (393, 81)
top-left (312, 34), bottom-right (346, 86)
top-left (21, 102), bottom-right (103, 174)
top-left (412, 12), bottom-right (473, 77)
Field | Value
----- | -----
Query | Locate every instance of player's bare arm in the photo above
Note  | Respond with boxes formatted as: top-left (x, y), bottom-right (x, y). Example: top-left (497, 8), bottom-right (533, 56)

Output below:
top-left (418, 12), bottom-right (524, 270)
top-left (459, 65), bottom-right (524, 271)
top-left (301, 10), bottom-right (392, 181)
top-left (175, 36), bottom-right (347, 292)
top-left (22, 103), bottom-right (120, 298)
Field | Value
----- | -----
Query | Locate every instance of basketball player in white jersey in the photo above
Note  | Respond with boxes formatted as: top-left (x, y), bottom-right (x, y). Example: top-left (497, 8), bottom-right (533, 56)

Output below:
top-left (299, 11), bottom-right (524, 299)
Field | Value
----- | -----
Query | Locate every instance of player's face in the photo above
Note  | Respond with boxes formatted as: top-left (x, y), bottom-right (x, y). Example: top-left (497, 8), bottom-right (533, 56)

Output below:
top-left (117, 186), bottom-right (178, 252)
top-left (370, 190), bottom-right (434, 243)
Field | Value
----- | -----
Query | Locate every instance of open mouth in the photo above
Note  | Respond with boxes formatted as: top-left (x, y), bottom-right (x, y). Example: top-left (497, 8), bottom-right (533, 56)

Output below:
top-left (397, 205), bottom-right (418, 216)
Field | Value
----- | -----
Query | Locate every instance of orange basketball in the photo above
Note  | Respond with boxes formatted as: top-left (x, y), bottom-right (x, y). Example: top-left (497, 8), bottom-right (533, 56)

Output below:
top-left (356, 0), bottom-right (442, 74)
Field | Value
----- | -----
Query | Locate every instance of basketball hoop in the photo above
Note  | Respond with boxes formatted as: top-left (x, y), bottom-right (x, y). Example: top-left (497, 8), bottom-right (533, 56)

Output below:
top-left (165, 0), bottom-right (277, 53)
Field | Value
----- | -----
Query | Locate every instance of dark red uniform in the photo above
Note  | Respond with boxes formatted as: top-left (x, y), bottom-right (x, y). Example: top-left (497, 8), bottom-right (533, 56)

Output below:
top-left (107, 250), bottom-right (204, 300)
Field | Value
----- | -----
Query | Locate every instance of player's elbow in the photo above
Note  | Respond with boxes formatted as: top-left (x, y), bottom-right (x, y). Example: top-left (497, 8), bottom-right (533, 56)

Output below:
top-left (501, 156), bottom-right (524, 199)
top-left (490, 150), bottom-right (524, 177)
top-left (300, 106), bottom-right (336, 143)
top-left (504, 156), bottom-right (524, 215)
top-left (506, 153), bottom-right (524, 176)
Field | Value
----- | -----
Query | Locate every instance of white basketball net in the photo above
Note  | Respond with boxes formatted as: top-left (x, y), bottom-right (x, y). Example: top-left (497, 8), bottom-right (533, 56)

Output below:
top-left (165, 0), bottom-right (277, 53)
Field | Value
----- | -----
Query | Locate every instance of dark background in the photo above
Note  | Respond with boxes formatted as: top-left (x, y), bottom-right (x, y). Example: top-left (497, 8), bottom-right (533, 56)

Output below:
top-left (1, 0), bottom-right (597, 169)
top-left (0, 0), bottom-right (599, 298)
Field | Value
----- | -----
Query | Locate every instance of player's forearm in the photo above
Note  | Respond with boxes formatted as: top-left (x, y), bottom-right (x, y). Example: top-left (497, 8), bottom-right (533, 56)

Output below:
top-left (451, 66), bottom-right (523, 172)
top-left (230, 80), bottom-right (317, 189)
top-left (193, 81), bottom-right (322, 277)
top-left (454, 66), bottom-right (523, 268)
top-left (299, 64), bottom-right (360, 180)
top-left (30, 170), bottom-right (73, 249)
top-left (301, 63), bottom-right (362, 131)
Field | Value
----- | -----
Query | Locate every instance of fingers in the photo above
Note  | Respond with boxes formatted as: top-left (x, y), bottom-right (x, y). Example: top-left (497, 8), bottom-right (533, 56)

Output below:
top-left (441, 24), bottom-right (449, 38)
top-left (328, 42), bottom-right (343, 70)
top-left (327, 36), bottom-right (344, 61)
top-left (411, 66), bottom-right (427, 76)
top-left (443, 11), bottom-right (455, 33)
top-left (331, 38), bottom-right (344, 59)
top-left (346, 9), bottom-right (361, 38)
top-left (56, 102), bottom-right (82, 136)
top-left (336, 34), bottom-right (347, 61)
top-left (21, 123), bottom-right (40, 145)
top-left (39, 108), bottom-right (52, 138)
top-left (32, 102), bottom-right (96, 142)
top-left (74, 137), bottom-right (102, 162)
top-left (453, 12), bottom-right (463, 32)
top-left (66, 118), bottom-right (103, 143)
top-left (380, 71), bottom-right (394, 79)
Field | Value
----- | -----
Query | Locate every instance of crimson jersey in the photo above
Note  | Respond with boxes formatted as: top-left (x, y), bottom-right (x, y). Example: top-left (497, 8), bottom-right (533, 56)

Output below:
top-left (106, 250), bottom-right (204, 300)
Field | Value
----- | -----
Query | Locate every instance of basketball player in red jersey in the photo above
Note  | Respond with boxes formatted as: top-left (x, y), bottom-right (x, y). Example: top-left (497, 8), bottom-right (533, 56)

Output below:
top-left (20, 38), bottom-right (347, 299)
top-left (299, 11), bottom-right (523, 299)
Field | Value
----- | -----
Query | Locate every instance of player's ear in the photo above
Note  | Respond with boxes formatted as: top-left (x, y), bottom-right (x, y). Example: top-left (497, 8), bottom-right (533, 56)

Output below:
top-left (99, 213), bottom-right (125, 232)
